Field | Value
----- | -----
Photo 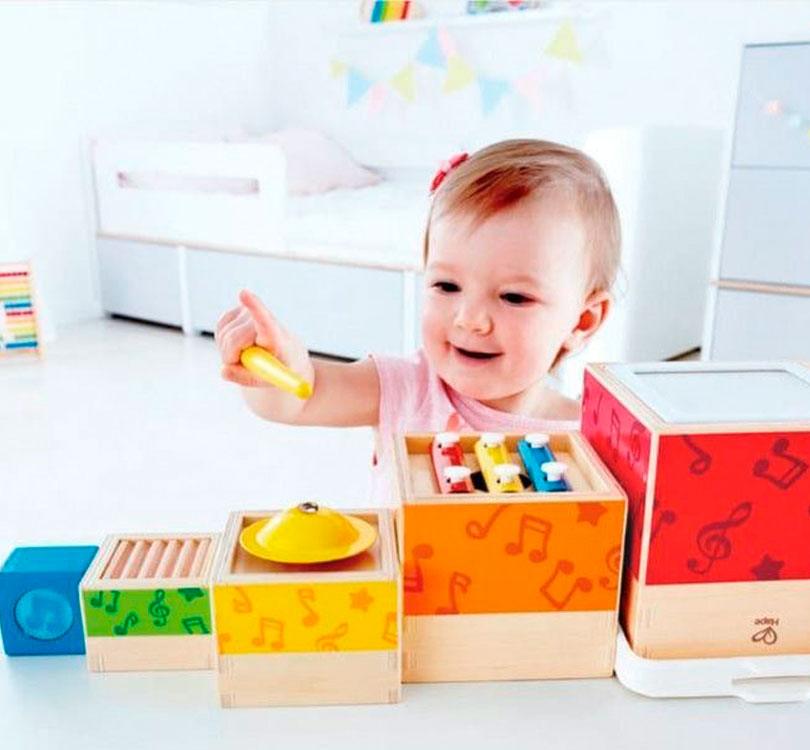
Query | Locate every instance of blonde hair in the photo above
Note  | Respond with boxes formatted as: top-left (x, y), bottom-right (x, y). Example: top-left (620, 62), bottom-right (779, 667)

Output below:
top-left (424, 139), bottom-right (621, 292)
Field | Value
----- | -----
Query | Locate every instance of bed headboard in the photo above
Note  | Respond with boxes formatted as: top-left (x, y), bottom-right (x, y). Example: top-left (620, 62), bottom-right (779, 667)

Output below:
top-left (92, 140), bottom-right (286, 252)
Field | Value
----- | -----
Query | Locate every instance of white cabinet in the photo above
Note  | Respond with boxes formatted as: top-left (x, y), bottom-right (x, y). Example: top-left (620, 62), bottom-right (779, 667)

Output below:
top-left (703, 42), bottom-right (810, 361)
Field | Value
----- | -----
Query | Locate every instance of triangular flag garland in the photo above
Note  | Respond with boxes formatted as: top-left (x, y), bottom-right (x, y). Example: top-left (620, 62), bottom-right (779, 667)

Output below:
top-left (443, 54), bottom-right (476, 93)
top-left (334, 20), bottom-right (597, 115)
top-left (390, 64), bottom-right (416, 101)
top-left (544, 21), bottom-right (583, 64)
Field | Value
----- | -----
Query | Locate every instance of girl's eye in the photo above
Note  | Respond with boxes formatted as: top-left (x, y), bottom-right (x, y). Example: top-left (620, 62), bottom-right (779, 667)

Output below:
top-left (432, 281), bottom-right (460, 293)
top-left (501, 292), bottom-right (533, 305)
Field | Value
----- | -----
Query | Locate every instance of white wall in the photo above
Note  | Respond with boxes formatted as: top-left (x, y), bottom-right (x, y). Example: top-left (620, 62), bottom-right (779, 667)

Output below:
top-left (2, 0), bottom-right (810, 332)
top-left (0, 1), bottom-right (276, 330)
top-left (267, 0), bottom-right (810, 166)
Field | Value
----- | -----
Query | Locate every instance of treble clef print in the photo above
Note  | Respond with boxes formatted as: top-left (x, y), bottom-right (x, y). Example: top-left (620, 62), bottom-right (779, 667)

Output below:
top-left (686, 502), bottom-right (752, 575)
top-left (148, 589), bottom-right (170, 627)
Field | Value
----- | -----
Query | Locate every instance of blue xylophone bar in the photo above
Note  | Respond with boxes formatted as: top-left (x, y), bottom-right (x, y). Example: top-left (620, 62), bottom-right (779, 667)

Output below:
top-left (518, 434), bottom-right (569, 492)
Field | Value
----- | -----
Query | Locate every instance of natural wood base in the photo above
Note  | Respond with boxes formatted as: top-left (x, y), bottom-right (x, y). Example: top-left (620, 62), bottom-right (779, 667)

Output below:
top-left (403, 611), bottom-right (617, 683)
top-left (625, 577), bottom-right (810, 659)
top-left (217, 650), bottom-right (401, 707)
top-left (86, 635), bottom-right (215, 672)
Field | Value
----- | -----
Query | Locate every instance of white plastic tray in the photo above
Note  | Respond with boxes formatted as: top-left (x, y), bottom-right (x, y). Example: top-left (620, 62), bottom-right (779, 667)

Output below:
top-left (615, 627), bottom-right (810, 703)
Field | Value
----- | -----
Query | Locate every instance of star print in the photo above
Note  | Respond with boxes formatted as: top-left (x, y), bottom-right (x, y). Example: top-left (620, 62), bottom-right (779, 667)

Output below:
top-left (751, 554), bottom-right (784, 580)
top-left (577, 502), bottom-right (607, 526)
top-left (349, 588), bottom-right (374, 612)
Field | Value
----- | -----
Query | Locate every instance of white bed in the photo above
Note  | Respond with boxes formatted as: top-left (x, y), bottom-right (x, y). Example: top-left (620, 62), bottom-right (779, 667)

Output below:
top-left (92, 140), bottom-right (429, 358)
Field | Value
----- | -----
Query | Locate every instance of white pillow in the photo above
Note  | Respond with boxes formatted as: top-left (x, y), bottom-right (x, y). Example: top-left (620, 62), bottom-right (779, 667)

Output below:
top-left (255, 128), bottom-right (381, 195)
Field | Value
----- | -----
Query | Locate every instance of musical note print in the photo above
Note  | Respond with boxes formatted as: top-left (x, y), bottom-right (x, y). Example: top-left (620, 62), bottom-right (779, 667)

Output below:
top-left (231, 586), bottom-right (253, 614)
top-left (686, 502), bottom-right (753, 575)
top-left (576, 503), bottom-right (607, 527)
top-left (504, 514), bottom-right (551, 562)
top-left (297, 588), bottom-right (319, 626)
top-left (251, 617), bottom-right (284, 649)
top-left (315, 622), bottom-right (349, 651)
top-left (592, 390), bottom-right (603, 426)
top-left (627, 421), bottom-right (643, 465)
top-left (539, 560), bottom-right (593, 610)
top-left (650, 507), bottom-right (677, 542)
top-left (148, 589), bottom-right (170, 627)
top-left (682, 436), bottom-right (711, 475)
top-left (598, 545), bottom-right (622, 590)
top-left (435, 572), bottom-right (472, 615)
top-left (382, 611), bottom-right (397, 645)
top-left (753, 437), bottom-right (808, 491)
top-left (217, 632), bottom-right (231, 649)
top-left (89, 589), bottom-right (121, 614)
top-left (609, 409), bottom-right (621, 461)
top-left (113, 611), bottom-right (139, 636)
top-left (751, 626), bottom-right (778, 646)
top-left (404, 544), bottom-right (434, 593)
top-left (465, 504), bottom-right (509, 540)
top-left (181, 615), bottom-right (210, 635)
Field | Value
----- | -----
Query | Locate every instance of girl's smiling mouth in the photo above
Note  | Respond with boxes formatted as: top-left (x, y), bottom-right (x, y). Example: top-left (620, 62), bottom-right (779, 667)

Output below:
top-left (452, 345), bottom-right (503, 361)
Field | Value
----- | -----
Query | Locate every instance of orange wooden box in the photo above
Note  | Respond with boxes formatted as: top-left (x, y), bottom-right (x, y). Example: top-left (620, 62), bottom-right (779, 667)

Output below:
top-left (393, 432), bottom-right (627, 682)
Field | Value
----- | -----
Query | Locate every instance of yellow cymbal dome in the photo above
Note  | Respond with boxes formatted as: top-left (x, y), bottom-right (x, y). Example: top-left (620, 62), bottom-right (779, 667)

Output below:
top-left (239, 502), bottom-right (377, 564)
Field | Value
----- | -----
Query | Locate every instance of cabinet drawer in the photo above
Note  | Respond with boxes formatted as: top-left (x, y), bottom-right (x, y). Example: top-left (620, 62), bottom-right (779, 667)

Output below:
top-left (710, 287), bottom-right (810, 360)
top-left (719, 168), bottom-right (810, 287)
top-left (97, 238), bottom-right (183, 326)
top-left (733, 43), bottom-right (810, 168)
top-left (187, 250), bottom-right (406, 358)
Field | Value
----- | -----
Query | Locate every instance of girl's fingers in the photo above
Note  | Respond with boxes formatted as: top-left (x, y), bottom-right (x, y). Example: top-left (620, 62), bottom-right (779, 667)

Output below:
top-left (221, 364), bottom-right (266, 388)
top-left (218, 317), bottom-right (258, 365)
top-left (238, 289), bottom-right (284, 351)
top-left (214, 306), bottom-right (242, 342)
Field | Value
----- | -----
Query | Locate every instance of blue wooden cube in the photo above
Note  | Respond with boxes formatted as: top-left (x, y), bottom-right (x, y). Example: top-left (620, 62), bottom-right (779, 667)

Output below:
top-left (0, 546), bottom-right (98, 656)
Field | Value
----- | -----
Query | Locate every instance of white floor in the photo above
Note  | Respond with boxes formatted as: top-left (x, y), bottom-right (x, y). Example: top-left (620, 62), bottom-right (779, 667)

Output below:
top-left (2, 318), bottom-right (810, 749)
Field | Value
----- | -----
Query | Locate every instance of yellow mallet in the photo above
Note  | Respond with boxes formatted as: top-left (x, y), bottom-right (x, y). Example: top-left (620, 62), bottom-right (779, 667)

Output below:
top-left (239, 346), bottom-right (313, 400)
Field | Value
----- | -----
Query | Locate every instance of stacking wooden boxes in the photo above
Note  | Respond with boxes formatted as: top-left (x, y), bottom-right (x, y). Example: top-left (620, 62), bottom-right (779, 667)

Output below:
top-left (80, 533), bottom-right (218, 671)
top-left (583, 361), bottom-right (810, 659)
top-left (211, 508), bottom-right (401, 707)
top-left (394, 432), bottom-right (627, 682)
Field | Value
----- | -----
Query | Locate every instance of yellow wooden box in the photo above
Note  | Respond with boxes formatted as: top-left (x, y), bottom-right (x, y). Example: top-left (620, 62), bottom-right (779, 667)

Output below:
top-left (393, 432), bottom-right (627, 683)
top-left (79, 533), bottom-right (218, 672)
top-left (211, 509), bottom-right (401, 707)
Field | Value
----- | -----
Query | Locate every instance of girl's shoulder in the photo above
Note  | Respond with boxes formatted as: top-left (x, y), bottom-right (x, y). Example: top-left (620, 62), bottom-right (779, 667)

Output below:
top-left (534, 389), bottom-right (581, 423)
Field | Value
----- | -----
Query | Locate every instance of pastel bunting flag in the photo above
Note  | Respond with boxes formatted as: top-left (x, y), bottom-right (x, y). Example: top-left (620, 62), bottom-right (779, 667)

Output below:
top-left (330, 59), bottom-right (347, 78)
top-left (513, 69), bottom-right (542, 111)
top-left (545, 21), bottom-right (583, 63)
top-left (416, 28), bottom-right (445, 68)
top-left (478, 76), bottom-right (510, 115)
top-left (443, 54), bottom-right (475, 93)
top-left (437, 27), bottom-right (458, 58)
top-left (390, 64), bottom-right (416, 101)
top-left (368, 82), bottom-right (387, 114)
top-left (347, 68), bottom-right (373, 106)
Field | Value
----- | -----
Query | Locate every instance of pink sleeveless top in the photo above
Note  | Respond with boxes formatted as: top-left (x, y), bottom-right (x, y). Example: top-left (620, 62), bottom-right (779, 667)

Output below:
top-left (369, 350), bottom-right (580, 504)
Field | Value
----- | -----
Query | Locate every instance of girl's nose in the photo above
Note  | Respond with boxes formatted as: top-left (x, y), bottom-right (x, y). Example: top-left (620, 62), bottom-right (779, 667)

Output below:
top-left (453, 303), bottom-right (493, 335)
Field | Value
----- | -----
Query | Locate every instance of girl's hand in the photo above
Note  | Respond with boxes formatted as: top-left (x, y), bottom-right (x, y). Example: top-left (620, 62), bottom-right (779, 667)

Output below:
top-left (215, 289), bottom-right (314, 392)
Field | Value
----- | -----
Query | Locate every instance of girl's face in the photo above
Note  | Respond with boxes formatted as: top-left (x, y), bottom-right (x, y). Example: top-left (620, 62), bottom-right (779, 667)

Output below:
top-left (422, 194), bottom-right (592, 409)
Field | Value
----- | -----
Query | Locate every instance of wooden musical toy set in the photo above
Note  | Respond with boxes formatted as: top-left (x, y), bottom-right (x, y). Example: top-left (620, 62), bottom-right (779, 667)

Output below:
top-left (3, 354), bottom-right (810, 705)
top-left (394, 431), bottom-right (627, 682)
top-left (582, 361), bottom-right (810, 700)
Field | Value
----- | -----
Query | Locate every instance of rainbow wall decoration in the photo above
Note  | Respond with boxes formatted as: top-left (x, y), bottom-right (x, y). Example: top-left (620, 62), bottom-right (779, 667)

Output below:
top-left (0, 262), bottom-right (40, 356)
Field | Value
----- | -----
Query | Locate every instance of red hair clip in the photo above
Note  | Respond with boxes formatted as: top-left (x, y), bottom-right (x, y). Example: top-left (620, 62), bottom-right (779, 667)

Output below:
top-left (430, 152), bottom-right (469, 193)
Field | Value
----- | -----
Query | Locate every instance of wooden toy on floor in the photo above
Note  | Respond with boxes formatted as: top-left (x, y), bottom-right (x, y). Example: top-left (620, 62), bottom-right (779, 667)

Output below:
top-left (0, 546), bottom-right (98, 656)
top-left (583, 361), bottom-right (810, 663)
top-left (395, 432), bottom-right (627, 683)
top-left (211, 504), bottom-right (401, 707)
top-left (0, 261), bottom-right (42, 357)
top-left (80, 533), bottom-right (218, 671)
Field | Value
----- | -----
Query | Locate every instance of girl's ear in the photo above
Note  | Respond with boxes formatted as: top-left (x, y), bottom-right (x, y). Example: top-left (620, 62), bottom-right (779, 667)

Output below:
top-left (562, 290), bottom-right (612, 356)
